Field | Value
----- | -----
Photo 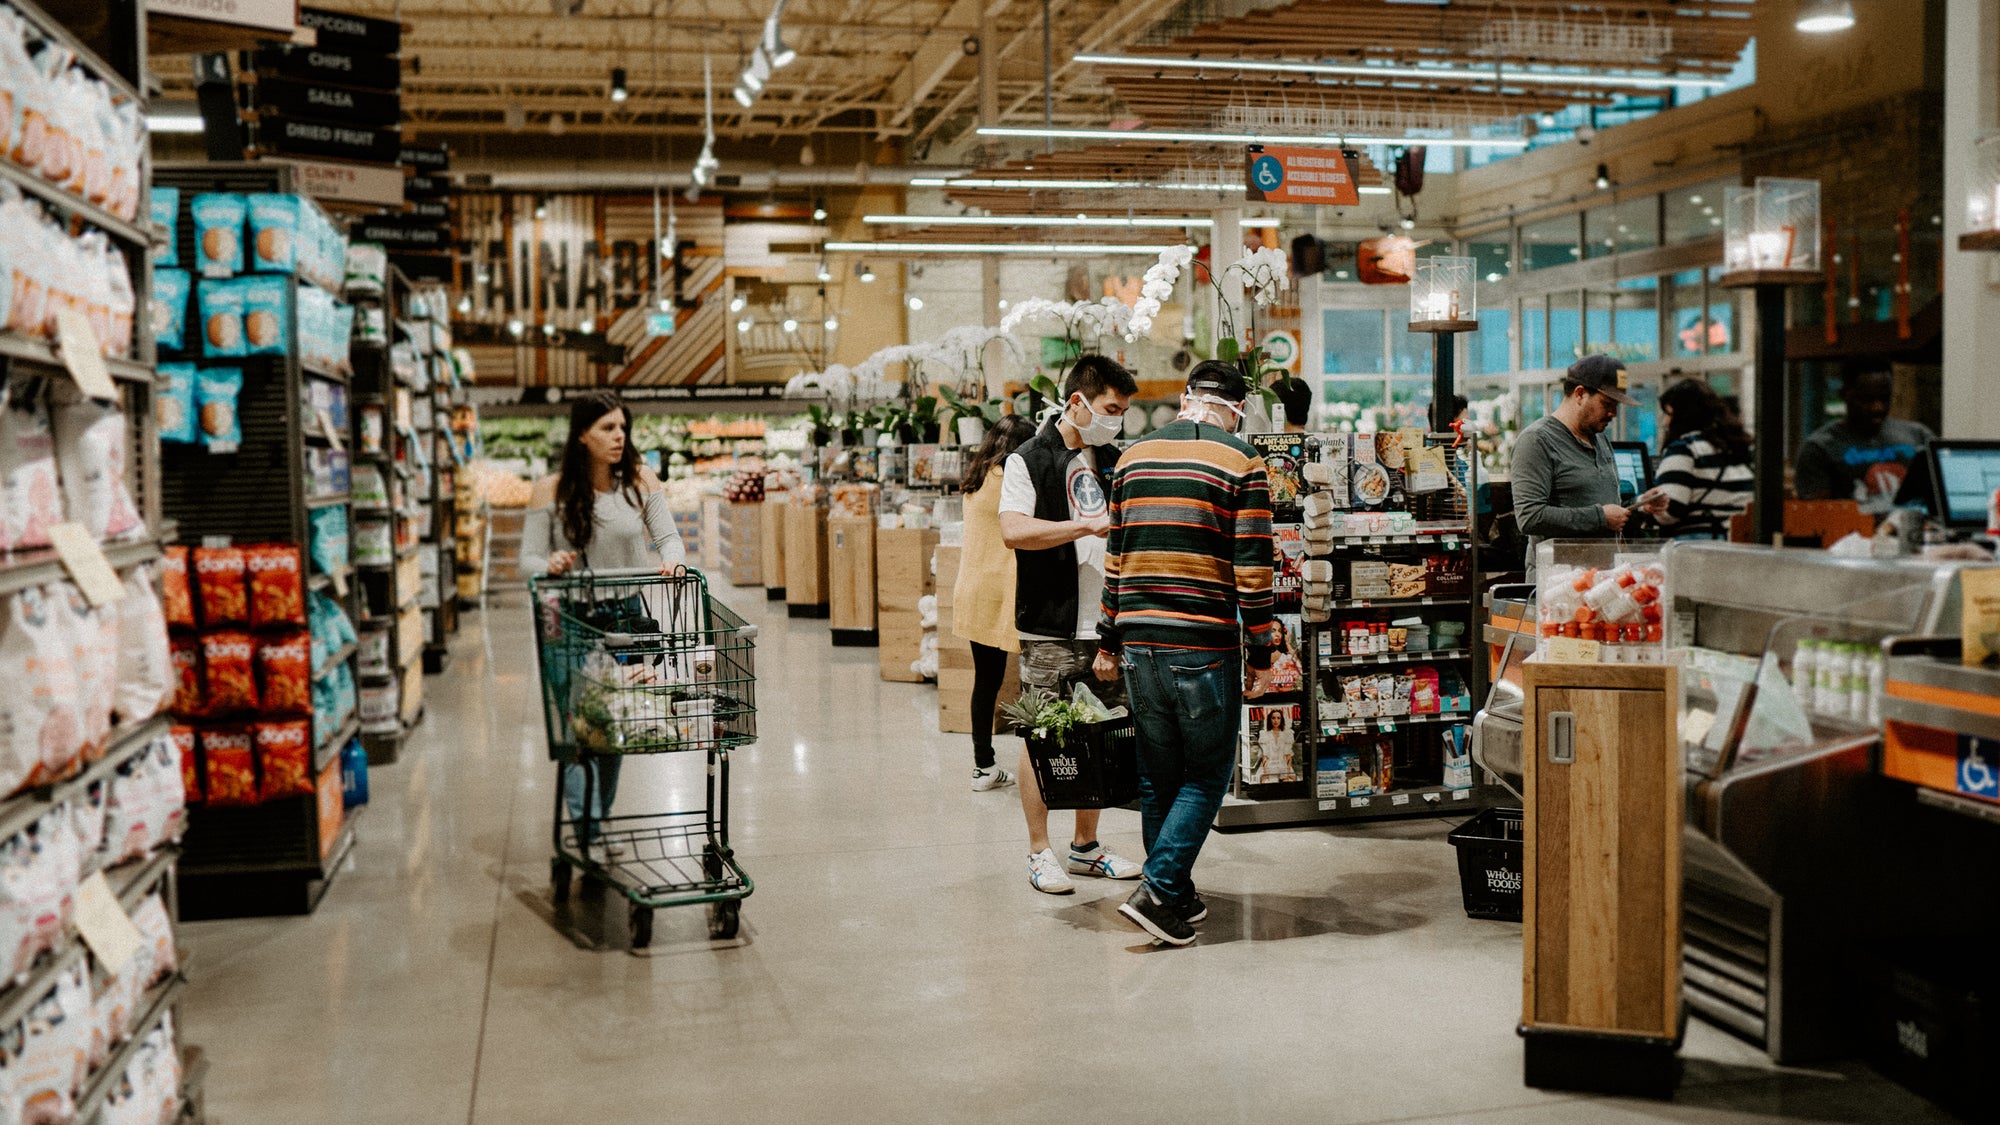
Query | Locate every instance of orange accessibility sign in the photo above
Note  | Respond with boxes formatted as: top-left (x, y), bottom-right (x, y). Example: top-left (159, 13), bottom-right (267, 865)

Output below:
top-left (1246, 145), bottom-right (1363, 206)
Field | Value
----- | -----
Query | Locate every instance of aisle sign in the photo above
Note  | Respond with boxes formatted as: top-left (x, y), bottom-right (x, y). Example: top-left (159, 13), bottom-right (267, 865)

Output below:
top-left (254, 77), bottom-right (401, 125)
top-left (148, 0), bottom-right (296, 34)
top-left (1247, 145), bottom-right (1362, 206)
top-left (257, 113), bottom-right (402, 164)
top-left (253, 43), bottom-right (402, 91)
top-left (299, 6), bottom-right (400, 54)
top-left (262, 158), bottom-right (405, 206)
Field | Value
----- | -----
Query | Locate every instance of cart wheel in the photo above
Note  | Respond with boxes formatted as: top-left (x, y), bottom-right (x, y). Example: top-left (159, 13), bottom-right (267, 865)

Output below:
top-left (630, 905), bottom-right (654, 949)
top-left (708, 900), bottom-right (740, 940)
top-left (551, 859), bottom-right (572, 904)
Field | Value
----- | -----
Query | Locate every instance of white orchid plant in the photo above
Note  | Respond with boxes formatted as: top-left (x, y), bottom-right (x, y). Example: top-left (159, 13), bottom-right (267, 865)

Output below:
top-left (1126, 242), bottom-right (1300, 409)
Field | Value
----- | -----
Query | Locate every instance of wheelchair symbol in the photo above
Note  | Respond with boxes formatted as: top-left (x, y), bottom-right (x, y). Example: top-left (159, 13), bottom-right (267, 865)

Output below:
top-left (1252, 155), bottom-right (1284, 192)
top-left (1960, 736), bottom-right (2000, 798)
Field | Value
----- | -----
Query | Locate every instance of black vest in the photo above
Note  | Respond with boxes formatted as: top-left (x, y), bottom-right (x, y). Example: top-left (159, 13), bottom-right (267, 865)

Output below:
top-left (1012, 420), bottom-right (1110, 639)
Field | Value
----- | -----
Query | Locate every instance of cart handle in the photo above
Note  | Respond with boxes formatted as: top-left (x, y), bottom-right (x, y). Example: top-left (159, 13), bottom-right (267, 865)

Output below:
top-left (561, 565), bottom-right (690, 579)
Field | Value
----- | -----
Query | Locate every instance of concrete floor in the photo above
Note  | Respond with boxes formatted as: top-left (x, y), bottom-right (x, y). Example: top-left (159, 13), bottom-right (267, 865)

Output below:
top-left (180, 584), bottom-right (1956, 1125)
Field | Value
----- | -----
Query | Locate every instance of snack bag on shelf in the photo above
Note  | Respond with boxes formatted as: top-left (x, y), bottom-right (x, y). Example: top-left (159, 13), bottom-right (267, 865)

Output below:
top-left (68, 782), bottom-right (104, 866)
top-left (156, 362), bottom-right (196, 444)
top-left (245, 193), bottom-right (302, 274)
top-left (255, 631), bottom-right (311, 717)
top-left (191, 546), bottom-right (247, 626)
top-left (308, 505), bottom-right (349, 575)
top-left (149, 187), bottom-right (179, 267)
top-left (190, 193), bottom-right (246, 278)
top-left (169, 725), bottom-right (198, 806)
top-left (159, 547), bottom-right (194, 628)
top-left (194, 366), bottom-right (242, 452)
top-left (112, 564), bottom-right (172, 726)
top-left (167, 635), bottom-right (201, 718)
top-left (245, 543), bottom-right (306, 627)
top-left (150, 268), bottom-right (190, 354)
top-left (199, 631), bottom-right (257, 713)
top-left (0, 587), bottom-right (82, 794)
top-left (254, 719), bottom-right (312, 800)
top-left (0, 386), bottom-right (62, 552)
top-left (148, 734), bottom-right (187, 849)
top-left (50, 385), bottom-right (142, 541)
top-left (55, 586), bottom-right (114, 757)
top-left (198, 727), bottom-right (256, 807)
top-left (195, 279), bottom-right (245, 359)
top-left (238, 274), bottom-right (289, 356)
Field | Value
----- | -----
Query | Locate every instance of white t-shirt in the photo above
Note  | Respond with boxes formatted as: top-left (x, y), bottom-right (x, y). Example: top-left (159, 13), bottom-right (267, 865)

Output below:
top-left (999, 445), bottom-right (1106, 641)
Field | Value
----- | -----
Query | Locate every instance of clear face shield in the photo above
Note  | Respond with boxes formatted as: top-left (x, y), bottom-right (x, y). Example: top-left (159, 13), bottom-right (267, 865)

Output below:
top-left (1180, 391), bottom-right (1246, 432)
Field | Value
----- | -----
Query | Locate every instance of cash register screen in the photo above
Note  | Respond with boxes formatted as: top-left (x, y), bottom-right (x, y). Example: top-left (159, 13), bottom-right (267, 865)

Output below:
top-left (1931, 442), bottom-right (2000, 528)
top-left (1610, 442), bottom-right (1653, 506)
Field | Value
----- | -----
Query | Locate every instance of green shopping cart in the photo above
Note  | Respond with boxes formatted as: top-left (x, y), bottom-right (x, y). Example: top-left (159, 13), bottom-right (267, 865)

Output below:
top-left (530, 566), bottom-right (756, 947)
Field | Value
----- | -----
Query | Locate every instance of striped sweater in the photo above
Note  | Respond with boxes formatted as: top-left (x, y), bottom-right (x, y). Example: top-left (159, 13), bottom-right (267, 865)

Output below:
top-left (1097, 419), bottom-right (1278, 667)
top-left (1654, 432), bottom-right (1753, 539)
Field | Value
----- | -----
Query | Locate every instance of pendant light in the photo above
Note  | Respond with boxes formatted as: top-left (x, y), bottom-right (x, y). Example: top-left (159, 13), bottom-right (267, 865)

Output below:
top-left (1795, 0), bottom-right (1855, 32)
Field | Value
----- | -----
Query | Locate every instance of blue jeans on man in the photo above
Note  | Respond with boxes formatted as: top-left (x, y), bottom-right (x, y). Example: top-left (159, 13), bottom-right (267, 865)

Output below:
top-left (1121, 644), bottom-right (1243, 907)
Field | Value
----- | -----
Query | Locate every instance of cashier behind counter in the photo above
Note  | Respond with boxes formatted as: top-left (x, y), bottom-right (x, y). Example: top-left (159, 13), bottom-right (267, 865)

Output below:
top-left (1512, 356), bottom-right (1670, 574)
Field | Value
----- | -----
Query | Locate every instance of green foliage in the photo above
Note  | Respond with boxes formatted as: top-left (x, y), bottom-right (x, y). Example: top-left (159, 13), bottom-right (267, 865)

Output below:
top-left (998, 690), bottom-right (1095, 745)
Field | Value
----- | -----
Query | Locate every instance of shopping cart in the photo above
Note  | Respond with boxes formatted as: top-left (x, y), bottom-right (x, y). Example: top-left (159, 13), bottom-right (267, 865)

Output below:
top-left (530, 567), bottom-right (757, 947)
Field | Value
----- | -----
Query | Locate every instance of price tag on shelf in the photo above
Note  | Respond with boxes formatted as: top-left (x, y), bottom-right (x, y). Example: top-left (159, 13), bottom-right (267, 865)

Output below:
top-left (1544, 637), bottom-right (1602, 664)
top-left (48, 523), bottom-right (125, 607)
top-left (1391, 793), bottom-right (1411, 806)
top-left (1453, 789), bottom-right (1471, 801)
top-left (331, 568), bottom-right (349, 597)
top-left (1318, 799), bottom-right (1340, 812)
top-left (53, 309), bottom-right (115, 401)
top-left (73, 871), bottom-right (142, 972)
top-left (1381, 721), bottom-right (1397, 733)
top-left (317, 407), bottom-right (345, 453)
top-left (1350, 796), bottom-right (1371, 808)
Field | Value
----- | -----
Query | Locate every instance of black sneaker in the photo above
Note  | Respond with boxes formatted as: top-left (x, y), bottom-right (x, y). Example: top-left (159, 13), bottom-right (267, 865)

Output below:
top-left (1177, 892), bottom-right (1208, 924)
top-left (1119, 882), bottom-right (1196, 946)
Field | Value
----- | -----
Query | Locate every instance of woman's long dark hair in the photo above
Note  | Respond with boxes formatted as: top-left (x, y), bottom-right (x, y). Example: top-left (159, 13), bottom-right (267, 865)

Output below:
top-left (1660, 379), bottom-right (1751, 461)
top-left (556, 390), bottom-right (643, 553)
top-left (962, 414), bottom-right (1036, 494)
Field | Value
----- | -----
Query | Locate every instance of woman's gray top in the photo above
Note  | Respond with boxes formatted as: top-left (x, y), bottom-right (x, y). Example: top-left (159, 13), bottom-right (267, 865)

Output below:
top-left (520, 485), bottom-right (687, 574)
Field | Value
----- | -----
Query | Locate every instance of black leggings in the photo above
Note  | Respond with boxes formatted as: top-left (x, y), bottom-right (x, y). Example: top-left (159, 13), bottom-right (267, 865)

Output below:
top-left (970, 642), bottom-right (1011, 770)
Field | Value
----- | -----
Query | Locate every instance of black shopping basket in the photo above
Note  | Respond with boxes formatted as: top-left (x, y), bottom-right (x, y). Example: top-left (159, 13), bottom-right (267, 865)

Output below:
top-left (1448, 806), bottom-right (1524, 922)
top-left (1025, 716), bottom-right (1139, 810)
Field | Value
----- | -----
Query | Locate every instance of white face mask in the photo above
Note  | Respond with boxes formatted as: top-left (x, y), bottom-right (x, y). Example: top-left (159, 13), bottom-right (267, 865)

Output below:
top-left (1179, 393), bottom-right (1245, 432)
top-left (1069, 396), bottom-right (1125, 446)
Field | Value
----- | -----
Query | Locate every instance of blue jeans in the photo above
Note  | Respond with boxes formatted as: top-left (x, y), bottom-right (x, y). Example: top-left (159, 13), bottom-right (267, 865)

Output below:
top-left (563, 756), bottom-right (622, 841)
top-left (1121, 645), bottom-right (1242, 907)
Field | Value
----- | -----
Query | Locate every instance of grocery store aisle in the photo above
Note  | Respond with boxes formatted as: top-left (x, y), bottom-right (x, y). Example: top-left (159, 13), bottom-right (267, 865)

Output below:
top-left (180, 583), bottom-right (1951, 1125)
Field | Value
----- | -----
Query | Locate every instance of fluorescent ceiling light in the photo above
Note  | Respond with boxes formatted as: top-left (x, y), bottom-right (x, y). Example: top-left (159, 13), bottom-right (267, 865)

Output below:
top-left (1073, 52), bottom-right (1729, 91)
top-left (863, 213), bottom-right (1278, 228)
top-left (908, 176), bottom-right (1391, 196)
top-left (145, 114), bottom-right (204, 134)
top-left (975, 126), bottom-right (1527, 150)
top-left (827, 241), bottom-right (1184, 255)
top-left (1795, 0), bottom-right (1855, 32)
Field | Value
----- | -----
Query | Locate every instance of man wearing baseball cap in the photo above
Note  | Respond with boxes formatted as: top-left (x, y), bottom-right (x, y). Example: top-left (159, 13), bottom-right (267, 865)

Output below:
top-left (1511, 355), bottom-right (1668, 576)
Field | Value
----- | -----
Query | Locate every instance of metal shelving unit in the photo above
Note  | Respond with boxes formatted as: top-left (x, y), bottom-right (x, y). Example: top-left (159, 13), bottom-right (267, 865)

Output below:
top-left (155, 163), bottom-right (363, 923)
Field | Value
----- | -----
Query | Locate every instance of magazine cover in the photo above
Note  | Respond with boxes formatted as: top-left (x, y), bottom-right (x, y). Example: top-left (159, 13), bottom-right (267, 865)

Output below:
top-left (1240, 702), bottom-right (1304, 784)
top-left (1249, 433), bottom-right (1306, 515)
top-left (1272, 523), bottom-right (1304, 612)
top-left (1268, 613), bottom-right (1305, 693)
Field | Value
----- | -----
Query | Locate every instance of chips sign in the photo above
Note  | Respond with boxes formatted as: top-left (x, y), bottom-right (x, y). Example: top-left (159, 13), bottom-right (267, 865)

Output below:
top-left (1246, 145), bottom-right (1362, 206)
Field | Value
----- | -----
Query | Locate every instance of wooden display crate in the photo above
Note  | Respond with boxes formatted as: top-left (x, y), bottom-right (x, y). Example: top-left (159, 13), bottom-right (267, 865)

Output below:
top-left (829, 516), bottom-right (878, 638)
top-left (784, 501), bottom-right (829, 614)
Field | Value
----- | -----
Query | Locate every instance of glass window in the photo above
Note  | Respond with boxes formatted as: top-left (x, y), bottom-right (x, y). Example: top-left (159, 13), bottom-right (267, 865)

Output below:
top-left (1519, 380), bottom-right (1550, 425)
top-left (1523, 298), bottom-right (1548, 370)
top-left (1585, 196), bottom-right (1661, 260)
top-left (1471, 308), bottom-right (1511, 376)
top-left (1606, 277), bottom-right (1660, 363)
top-left (1521, 213), bottom-right (1582, 271)
top-left (1321, 376), bottom-right (1386, 430)
top-left (1386, 378), bottom-right (1434, 431)
top-left (1549, 289), bottom-right (1583, 366)
top-left (1669, 270), bottom-right (1709, 356)
top-left (1323, 309), bottom-right (1385, 375)
top-left (1665, 177), bottom-right (1737, 244)
top-left (1467, 237), bottom-right (1512, 286)
top-left (1705, 268), bottom-right (1738, 355)
top-left (1622, 380), bottom-right (1660, 450)
top-left (1391, 320), bottom-right (1432, 376)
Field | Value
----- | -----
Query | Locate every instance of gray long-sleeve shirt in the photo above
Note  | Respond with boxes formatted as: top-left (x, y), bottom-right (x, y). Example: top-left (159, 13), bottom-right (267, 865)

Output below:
top-left (520, 487), bottom-right (686, 576)
top-left (1511, 414), bottom-right (1618, 573)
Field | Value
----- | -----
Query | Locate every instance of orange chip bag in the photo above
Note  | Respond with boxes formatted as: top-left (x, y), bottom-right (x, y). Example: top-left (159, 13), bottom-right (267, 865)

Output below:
top-left (200, 727), bottom-right (256, 807)
top-left (171, 725), bottom-right (200, 805)
top-left (200, 631), bottom-right (257, 714)
top-left (192, 547), bottom-right (247, 627)
top-left (246, 544), bottom-right (305, 628)
top-left (169, 635), bottom-right (203, 716)
top-left (161, 547), bottom-right (195, 628)
top-left (255, 632), bottom-right (311, 716)
top-left (254, 720), bottom-right (312, 800)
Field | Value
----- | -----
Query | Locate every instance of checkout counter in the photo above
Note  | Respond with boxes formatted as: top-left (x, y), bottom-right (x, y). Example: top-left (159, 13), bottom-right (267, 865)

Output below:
top-left (1476, 542), bottom-right (2000, 1067)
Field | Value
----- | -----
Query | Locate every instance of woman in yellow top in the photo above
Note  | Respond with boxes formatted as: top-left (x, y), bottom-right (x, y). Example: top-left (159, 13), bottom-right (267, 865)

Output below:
top-left (954, 416), bottom-right (1036, 791)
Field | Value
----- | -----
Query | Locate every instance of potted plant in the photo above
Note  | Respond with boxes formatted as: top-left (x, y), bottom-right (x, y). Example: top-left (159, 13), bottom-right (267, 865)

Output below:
top-left (839, 409), bottom-right (862, 446)
top-left (806, 404), bottom-right (835, 448)
top-left (938, 385), bottom-right (1004, 446)
top-left (910, 395), bottom-right (941, 443)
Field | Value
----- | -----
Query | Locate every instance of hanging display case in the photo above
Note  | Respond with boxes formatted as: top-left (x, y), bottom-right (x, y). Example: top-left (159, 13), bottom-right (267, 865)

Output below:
top-left (1963, 131), bottom-right (2000, 252)
top-left (1721, 178), bottom-right (1822, 284)
top-left (1408, 255), bottom-right (1479, 333)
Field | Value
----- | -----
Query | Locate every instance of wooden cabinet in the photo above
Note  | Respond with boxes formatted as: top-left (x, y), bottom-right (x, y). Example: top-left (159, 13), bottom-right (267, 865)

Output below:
top-left (783, 501), bottom-right (830, 615)
top-left (1521, 660), bottom-right (1682, 1096)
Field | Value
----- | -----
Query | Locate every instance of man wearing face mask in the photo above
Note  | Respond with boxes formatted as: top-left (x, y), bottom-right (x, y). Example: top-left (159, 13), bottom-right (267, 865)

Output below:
top-left (1512, 354), bottom-right (1668, 577)
top-left (998, 353), bottom-right (1144, 895)
top-left (1092, 361), bottom-right (1277, 946)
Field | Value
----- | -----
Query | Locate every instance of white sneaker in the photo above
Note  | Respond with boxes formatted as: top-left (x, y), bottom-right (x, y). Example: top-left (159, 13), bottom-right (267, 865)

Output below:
top-left (1027, 848), bottom-right (1076, 894)
top-left (586, 840), bottom-right (628, 864)
top-left (972, 766), bottom-right (1015, 791)
top-left (1066, 845), bottom-right (1142, 880)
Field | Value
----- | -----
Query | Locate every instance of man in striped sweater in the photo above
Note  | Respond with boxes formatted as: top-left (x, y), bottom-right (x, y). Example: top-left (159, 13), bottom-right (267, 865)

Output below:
top-left (1092, 361), bottom-right (1277, 946)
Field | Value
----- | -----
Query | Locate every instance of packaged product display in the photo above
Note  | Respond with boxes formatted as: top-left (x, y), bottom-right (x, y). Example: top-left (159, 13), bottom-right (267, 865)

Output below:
top-left (155, 364), bottom-right (195, 444)
top-left (193, 368), bottom-right (241, 452)
top-left (191, 193), bottom-right (248, 278)
top-left (1533, 545), bottom-right (1667, 663)
top-left (149, 269), bottom-right (189, 353)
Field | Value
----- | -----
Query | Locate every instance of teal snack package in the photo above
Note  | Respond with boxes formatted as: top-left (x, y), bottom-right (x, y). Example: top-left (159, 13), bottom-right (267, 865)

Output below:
top-left (151, 268), bottom-right (191, 353)
top-left (195, 367), bottom-right (244, 452)
top-left (151, 187), bottom-right (181, 267)
top-left (190, 193), bottom-right (247, 278)
top-left (239, 274), bottom-right (290, 356)
top-left (196, 278), bottom-right (247, 357)
top-left (157, 363), bottom-right (197, 444)
top-left (246, 193), bottom-right (302, 273)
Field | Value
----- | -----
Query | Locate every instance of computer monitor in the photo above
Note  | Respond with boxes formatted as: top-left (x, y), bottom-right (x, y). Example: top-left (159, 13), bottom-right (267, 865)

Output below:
top-left (1609, 441), bottom-right (1654, 506)
top-left (1927, 441), bottom-right (2000, 529)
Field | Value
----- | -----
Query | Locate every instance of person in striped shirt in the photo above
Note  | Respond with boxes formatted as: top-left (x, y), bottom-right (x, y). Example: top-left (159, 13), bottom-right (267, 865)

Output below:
top-left (1091, 361), bottom-right (1277, 946)
top-left (1651, 379), bottom-right (1754, 540)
